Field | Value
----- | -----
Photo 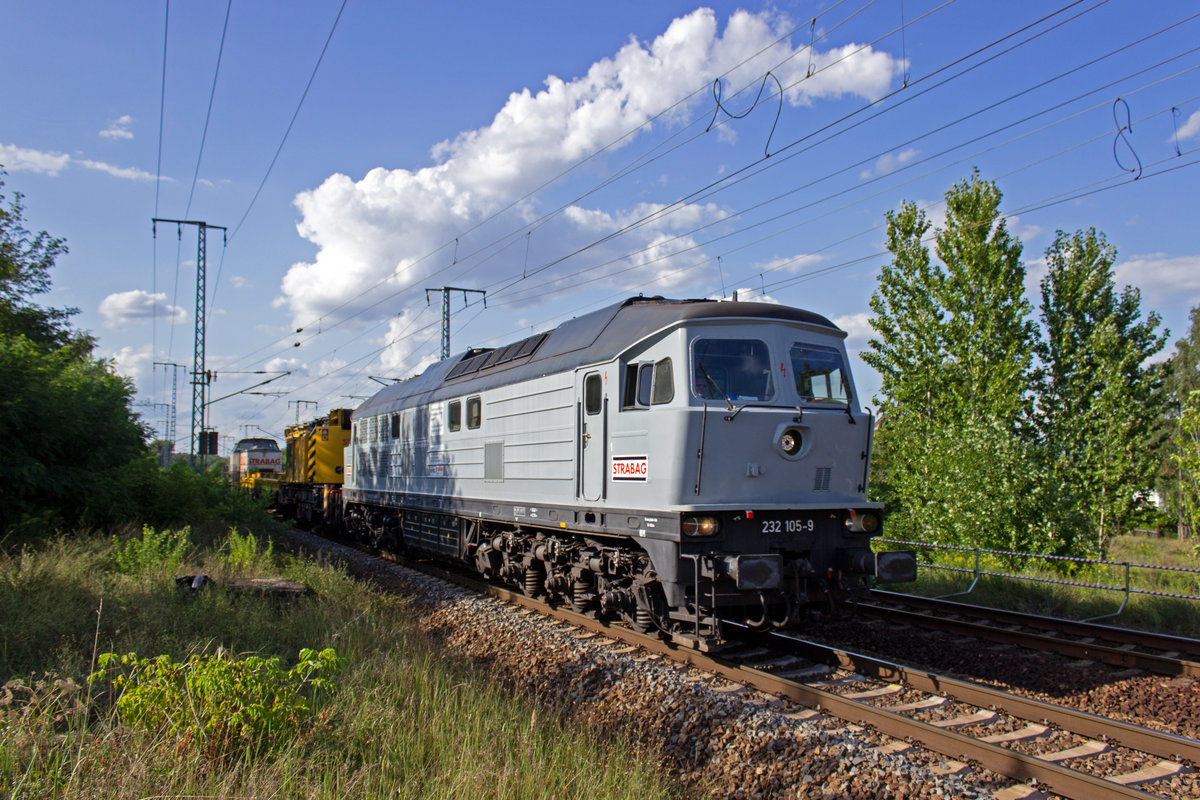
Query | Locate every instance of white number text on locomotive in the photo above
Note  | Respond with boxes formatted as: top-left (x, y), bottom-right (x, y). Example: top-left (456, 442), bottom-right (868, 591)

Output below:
top-left (762, 518), bottom-right (815, 534)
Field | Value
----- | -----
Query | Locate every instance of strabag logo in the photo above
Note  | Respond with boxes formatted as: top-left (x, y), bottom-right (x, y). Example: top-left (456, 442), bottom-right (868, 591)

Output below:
top-left (611, 456), bottom-right (648, 482)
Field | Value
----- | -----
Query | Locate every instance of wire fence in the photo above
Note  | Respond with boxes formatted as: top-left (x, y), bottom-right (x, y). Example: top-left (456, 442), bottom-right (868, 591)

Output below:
top-left (873, 537), bottom-right (1200, 621)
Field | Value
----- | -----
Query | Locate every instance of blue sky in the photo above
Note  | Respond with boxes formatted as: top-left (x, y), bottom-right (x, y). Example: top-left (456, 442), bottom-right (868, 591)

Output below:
top-left (4, 0), bottom-right (1199, 452)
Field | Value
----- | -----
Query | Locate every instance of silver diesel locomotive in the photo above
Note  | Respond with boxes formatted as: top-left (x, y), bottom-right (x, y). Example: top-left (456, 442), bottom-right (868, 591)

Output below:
top-left (342, 296), bottom-right (914, 648)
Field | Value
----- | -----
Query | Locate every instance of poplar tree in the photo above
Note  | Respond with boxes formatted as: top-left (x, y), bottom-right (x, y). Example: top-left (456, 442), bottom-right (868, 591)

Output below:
top-left (1037, 228), bottom-right (1168, 554)
top-left (867, 171), bottom-right (1049, 553)
top-left (1157, 307), bottom-right (1200, 536)
top-left (1173, 390), bottom-right (1200, 538)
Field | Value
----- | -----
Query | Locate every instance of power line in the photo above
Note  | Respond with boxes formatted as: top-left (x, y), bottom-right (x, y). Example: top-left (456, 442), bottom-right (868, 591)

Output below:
top-left (211, 3), bottom-right (1195, 422)
top-left (184, 0), bottom-right (233, 218)
top-left (216, 0), bottom-right (912, 374)
top-left (227, 0), bottom-right (349, 242)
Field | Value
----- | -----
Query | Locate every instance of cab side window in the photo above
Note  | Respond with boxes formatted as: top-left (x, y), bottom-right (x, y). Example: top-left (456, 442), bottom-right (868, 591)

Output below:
top-left (466, 396), bottom-right (482, 429)
top-left (651, 358), bottom-right (673, 404)
top-left (448, 400), bottom-right (462, 432)
top-left (623, 359), bottom-right (673, 408)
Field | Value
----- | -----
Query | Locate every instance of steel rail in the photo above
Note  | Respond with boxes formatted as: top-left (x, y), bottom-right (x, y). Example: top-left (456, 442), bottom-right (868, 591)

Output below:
top-left (856, 593), bottom-right (1200, 678)
top-left (765, 631), bottom-right (1200, 765)
top-left (404, 557), bottom-right (1180, 800)
top-left (867, 589), bottom-right (1200, 659)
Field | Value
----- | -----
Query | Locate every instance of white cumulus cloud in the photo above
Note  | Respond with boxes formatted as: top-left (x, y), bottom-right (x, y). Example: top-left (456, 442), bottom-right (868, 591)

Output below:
top-left (1114, 252), bottom-right (1200, 307)
top-left (77, 159), bottom-right (159, 181)
top-left (1, 142), bottom-right (162, 182)
top-left (107, 343), bottom-right (155, 385)
top-left (99, 115), bottom-right (134, 140)
top-left (860, 148), bottom-right (918, 179)
top-left (0, 143), bottom-right (70, 175)
top-left (280, 8), bottom-right (903, 328)
top-left (99, 290), bottom-right (187, 329)
top-left (380, 309), bottom-right (440, 377)
top-left (833, 311), bottom-right (872, 342)
top-left (1173, 109), bottom-right (1200, 143)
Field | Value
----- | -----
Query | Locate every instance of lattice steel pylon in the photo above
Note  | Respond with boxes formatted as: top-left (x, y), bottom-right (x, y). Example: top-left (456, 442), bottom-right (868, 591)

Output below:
top-left (153, 218), bottom-right (227, 466)
top-left (424, 286), bottom-right (485, 359)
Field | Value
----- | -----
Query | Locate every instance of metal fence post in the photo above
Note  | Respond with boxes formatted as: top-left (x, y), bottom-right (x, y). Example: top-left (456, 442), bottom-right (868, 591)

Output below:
top-left (938, 547), bottom-right (981, 599)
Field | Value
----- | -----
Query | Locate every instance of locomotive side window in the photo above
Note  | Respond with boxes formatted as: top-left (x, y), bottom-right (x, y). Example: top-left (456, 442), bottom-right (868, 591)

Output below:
top-left (466, 396), bottom-right (482, 429)
top-left (448, 400), bottom-right (462, 431)
top-left (692, 339), bottom-right (774, 402)
top-left (391, 413), bottom-right (400, 439)
top-left (584, 373), bottom-right (602, 414)
top-left (651, 358), bottom-right (674, 404)
top-left (790, 343), bottom-right (850, 404)
top-left (637, 363), bottom-right (653, 406)
top-left (623, 360), bottom-right (672, 409)
top-left (622, 364), bottom-right (640, 409)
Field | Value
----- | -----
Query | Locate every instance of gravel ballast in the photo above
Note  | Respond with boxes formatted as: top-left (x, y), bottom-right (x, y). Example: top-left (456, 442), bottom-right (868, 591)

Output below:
top-left (276, 530), bottom-right (1028, 799)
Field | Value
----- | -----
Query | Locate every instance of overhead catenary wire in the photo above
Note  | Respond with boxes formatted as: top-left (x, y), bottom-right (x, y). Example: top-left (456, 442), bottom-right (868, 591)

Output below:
top-left (220, 0), bottom-right (1118, 388)
top-left (220, 4), bottom-right (1195, 424)
top-left (487, 21), bottom-right (1200, 310)
top-left (184, 0), bottom-right (233, 219)
top-left (209, 0), bottom-right (350, 324)
top-left (152, 0), bottom-right (170, 404)
top-left (216, 0), bottom-right (904, 373)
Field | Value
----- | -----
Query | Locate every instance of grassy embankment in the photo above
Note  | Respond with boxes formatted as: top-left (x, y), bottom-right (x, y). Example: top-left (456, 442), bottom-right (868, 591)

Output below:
top-left (0, 522), bottom-right (675, 800)
top-left (883, 534), bottom-right (1200, 637)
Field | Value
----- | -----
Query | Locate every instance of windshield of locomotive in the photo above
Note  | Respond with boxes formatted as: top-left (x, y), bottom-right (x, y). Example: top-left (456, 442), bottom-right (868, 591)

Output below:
top-left (790, 342), bottom-right (850, 404)
top-left (692, 338), bottom-right (774, 402)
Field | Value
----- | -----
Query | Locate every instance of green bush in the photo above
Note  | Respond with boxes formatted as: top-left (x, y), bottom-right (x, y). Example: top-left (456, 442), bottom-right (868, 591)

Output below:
top-left (89, 647), bottom-right (345, 759)
top-left (221, 527), bottom-right (274, 573)
top-left (111, 525), bottom-right (190, 579)
top-left (122, 459), bottom-right (274, 531)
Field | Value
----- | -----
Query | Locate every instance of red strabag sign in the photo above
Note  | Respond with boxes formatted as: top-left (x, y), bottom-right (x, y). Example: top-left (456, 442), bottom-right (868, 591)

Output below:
top-left (611, 456), bottom-right (648, 482)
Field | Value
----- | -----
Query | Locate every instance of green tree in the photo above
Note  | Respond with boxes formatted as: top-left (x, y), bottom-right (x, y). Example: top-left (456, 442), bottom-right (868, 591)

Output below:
top-left (1158, 308), bottom-right (1200, 535)
top-left (0, 173), bottom-right (93, 355)
top-left (1166, 307), bottom-right (1200, 401)
top-left (1174, 390), bottom-right (1200, 538)
top-left (863, 200), bottom-right (945, 539)
top-left (0, 172), bottom-right (146, 531)
top-left (0, 335), bottom-right (146, 530)
top-left (934, 170), bottom-right (1037, 426)
top-left (1037, 228), bottom-right (1168, 554)
top-left (867, 171), bottom-right (1081, 555)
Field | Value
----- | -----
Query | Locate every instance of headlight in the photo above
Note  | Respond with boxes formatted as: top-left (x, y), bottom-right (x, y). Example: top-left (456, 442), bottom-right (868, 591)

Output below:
top-left (682, 515), bottom-right (721, 537)
top-left (845, 510), bottom-right (879, 533)
top-left (779, 428), bottom-right (803, 456)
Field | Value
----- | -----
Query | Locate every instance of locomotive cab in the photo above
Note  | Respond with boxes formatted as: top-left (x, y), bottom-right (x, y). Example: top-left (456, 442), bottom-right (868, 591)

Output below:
top-left (602, 308), bottom-right (915, 638)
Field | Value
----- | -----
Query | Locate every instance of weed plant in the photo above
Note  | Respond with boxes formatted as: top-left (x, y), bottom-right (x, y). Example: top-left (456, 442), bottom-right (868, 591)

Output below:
top-left (0, 528), bottom-right (673, 800)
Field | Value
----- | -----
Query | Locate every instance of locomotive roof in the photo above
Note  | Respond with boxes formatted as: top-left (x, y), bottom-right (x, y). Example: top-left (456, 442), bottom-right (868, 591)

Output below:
top-left (231, 437), bottom-right (281, 452)
top-left (355, 296), bottom-right (841, 416)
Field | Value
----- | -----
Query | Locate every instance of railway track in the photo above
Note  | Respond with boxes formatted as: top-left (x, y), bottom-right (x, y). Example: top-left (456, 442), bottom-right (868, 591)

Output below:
top-left (854, 589), bottom-right (1200, 678)
top-left (358, 545), bottom-right (1198, 800)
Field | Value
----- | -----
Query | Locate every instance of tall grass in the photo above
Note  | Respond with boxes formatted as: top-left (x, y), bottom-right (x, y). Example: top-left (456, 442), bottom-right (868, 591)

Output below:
top-left (0, 529), bottom-right (675, 800)
top-left (883, 532), bottom-right (1200, 637)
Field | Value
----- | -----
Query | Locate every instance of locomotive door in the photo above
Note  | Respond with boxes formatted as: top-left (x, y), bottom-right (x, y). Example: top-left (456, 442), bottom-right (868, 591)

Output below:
top-left (578, 370), bottom-right (606, 501)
